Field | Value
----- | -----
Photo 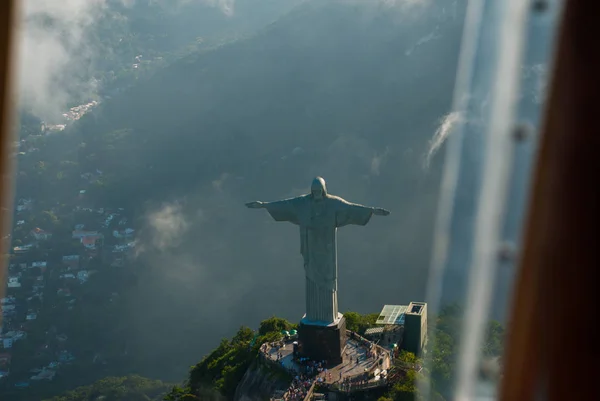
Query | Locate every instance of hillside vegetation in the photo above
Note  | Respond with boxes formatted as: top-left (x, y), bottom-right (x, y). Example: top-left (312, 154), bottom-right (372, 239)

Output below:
top-left (42, 307), bottom-right (503, 401)
top-left (9, 1), bottom-right (470, 398)
top-left (43, 375), bottom-right (171, 401)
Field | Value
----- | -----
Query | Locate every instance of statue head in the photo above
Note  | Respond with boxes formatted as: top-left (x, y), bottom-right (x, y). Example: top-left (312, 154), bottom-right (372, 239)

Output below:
top-left (311, 177), bottom-right (327, 200)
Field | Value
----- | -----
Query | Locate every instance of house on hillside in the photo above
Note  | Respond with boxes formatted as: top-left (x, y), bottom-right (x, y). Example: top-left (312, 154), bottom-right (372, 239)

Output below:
top-left (2, 331), bottom-right (26, 349)
top-left (31, 261), bottom-right (47, 269)
top-left (62, 255), bottom-right (80, 270)
top-left (113, 228), bottom-right (134, 239)
top-left (82, 234), bottom-right (103, 250)
top-left (30, 228), bottom-right (52, 241)
top-left (13, 244), bottom-right (34, 254)
top-left (72, 230), bottom-right (103, 250)
top-left (0, 353), bottom-right (11, 367)
top-left (31, 369), bottom-right (56, 381)
top-left (72, 230), bottom-right (98, 239)
top-left (102, 215), bottom-right (113, 228)
top-left (77, 271), bottom-right (89, 283)
top-left (112, 244), bottom-right (129, 253)
top-left (7, 277), bottom-right (20, 288)
top-left (1, 296), bottom-right (16, 305)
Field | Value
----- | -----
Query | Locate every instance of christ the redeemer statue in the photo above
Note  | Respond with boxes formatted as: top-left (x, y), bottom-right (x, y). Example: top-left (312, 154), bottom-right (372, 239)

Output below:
top-left (246, 177), bottom-right (390, 325)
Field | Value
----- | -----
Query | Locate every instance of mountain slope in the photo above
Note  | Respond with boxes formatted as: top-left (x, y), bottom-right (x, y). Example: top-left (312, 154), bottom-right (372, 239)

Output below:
top-left (28, 0), bottom-right (467, 380)
top-left (72, 0), bottom-right (464, 204)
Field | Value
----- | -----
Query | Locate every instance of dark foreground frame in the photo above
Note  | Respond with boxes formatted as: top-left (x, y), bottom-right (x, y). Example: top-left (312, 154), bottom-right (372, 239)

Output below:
top-left (0, 2), bottom-right (598, 400)
top-left (499, 1), bottom-right (600, 401)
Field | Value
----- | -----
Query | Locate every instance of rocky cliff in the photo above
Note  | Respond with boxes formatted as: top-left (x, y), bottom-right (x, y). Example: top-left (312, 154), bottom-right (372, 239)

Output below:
top-left (234, 360), bottom-right (290, 401)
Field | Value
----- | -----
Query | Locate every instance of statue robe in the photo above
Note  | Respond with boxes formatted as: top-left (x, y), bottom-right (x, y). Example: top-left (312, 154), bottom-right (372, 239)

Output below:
top-left (264, 194), bottom-right (375, 324)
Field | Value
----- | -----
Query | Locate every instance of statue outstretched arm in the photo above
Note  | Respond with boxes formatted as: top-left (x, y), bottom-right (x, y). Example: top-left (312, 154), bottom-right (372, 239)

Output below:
top-left (245, 201), bottom-right (265, 209)
top-left (334, 197), bottom-right (390, 227)
top-left (372, 207), bottom-right (391, 216)
top-left (245, 197), bottom-right (302, 224)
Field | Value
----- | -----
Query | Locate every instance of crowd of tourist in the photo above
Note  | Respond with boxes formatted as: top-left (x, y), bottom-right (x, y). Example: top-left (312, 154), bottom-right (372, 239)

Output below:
top-left (263, 333), bottom-right (392, 400)
top-left (282, 373), bottom-right (319, 401)
top-left (336, 374), bottom-right (387, 392)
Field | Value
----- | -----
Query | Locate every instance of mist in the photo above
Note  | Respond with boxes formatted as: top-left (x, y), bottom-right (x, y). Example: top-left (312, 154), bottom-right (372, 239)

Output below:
top-left (10, 0), bottom-right (554, 387)
top-left (14, 0), bottom-right (277, 121)
top-left (17, 0), bottom-right (107, 120)
top-left (64, 0), bottom-right (463, 380)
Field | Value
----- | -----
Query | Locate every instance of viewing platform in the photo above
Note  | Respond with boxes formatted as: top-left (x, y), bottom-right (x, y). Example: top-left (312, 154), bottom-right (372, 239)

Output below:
top-left (261, 330), bottom-right (396, 400)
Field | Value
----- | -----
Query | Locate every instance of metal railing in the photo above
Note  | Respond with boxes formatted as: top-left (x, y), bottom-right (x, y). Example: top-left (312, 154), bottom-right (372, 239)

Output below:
top-left (302, 381), bottom-right (317, 401)
top-left (318, 377), bottom-right (390, 393)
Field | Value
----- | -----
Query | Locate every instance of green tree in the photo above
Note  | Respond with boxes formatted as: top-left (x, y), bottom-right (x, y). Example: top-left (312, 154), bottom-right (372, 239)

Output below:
top-left (43, 375), bottom-right (170, 401)
top-left (397, 351), bottom-right (418, 365)
top-left (258, 316), bottom-right (291, 335)
top-left (343, 311), bottom-right (379, 335)
top-left (428, 304), bottom-right (505, 399)
top-left (40, 210), bottom-right (59, 227)
top-left (391, 369), bottom-right (419, 401)
top-left (232, 326), bottom-right (254, 344)
top-left (483, 320), bottom-right (504, 356)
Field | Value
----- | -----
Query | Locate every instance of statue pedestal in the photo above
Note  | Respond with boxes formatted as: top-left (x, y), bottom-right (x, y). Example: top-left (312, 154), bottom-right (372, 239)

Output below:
top-left (298, 313), bottom-right (346, 365)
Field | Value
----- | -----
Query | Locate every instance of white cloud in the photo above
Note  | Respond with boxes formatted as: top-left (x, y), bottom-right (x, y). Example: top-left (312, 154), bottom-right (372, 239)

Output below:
top-left (370, 147), bottom-right (391, 176)
top-left (147, 202), bottom-right (189, 250)
top-left (16, 0), bottom-right (236, 120)
top-left (424, 111), bottom-right (463, 169)
top-left (17, 0), bottom-right (108, 120)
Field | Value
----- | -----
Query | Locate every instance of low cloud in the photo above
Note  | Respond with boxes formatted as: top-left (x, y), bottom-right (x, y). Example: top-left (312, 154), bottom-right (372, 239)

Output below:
top-left (424, 111), bottom-right (463, 169)
top-left (16, 0), bottom-right (236, 121)
top-left (17, 0), bottom-right (107, 120)
top-left (146, 201), bottom-right (189, 251)
top-left (370, 147), bottom-right (392, 176)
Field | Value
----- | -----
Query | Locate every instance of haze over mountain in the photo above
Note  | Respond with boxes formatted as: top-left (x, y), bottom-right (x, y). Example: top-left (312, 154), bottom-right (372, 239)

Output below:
top-left (15, 0), bottom-right (523, 384)
top-left (2, 4), bottom-right (560, 401)
top-left (31, 0), bottom-right (464, 380)
top-left (17, 0), bottom-right (305, 120)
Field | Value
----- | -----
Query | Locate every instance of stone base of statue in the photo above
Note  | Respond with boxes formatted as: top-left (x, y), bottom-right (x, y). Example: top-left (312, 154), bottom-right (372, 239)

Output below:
top-left (298, 313), bottom-right (346, 365)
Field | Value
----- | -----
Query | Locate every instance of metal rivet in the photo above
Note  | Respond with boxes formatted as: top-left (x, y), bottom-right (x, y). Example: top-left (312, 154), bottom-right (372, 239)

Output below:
top-left (532, 0), bottom-right (549, 12)
top-left (513, 122), bottom-right (533, 142)
top-left (498, 242), bottom-right (517, 263)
